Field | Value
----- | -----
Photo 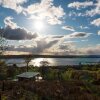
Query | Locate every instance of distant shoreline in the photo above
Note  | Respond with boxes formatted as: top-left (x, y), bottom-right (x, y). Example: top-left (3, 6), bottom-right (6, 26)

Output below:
top-left (1, 54), bottom-right (100, 59)
top-left (7, 64), bottom-right (100, 70)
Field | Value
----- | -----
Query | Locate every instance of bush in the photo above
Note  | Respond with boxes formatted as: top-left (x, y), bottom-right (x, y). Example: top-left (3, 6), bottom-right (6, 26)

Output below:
top-left (46, 69), bottom-right (58, 80)
top-left (82, 65), bottom-right (90, 70)
top-left (62, 69), bottom-right (73, 80)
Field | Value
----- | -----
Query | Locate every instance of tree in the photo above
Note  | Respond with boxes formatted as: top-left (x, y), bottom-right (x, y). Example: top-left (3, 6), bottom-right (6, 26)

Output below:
top-left (40, 60), bottom-right (50, 67)
top-left (7, 64), bottom-right (17, 78)
top-left (40, 60), bottom-right (50, 79)
top-left (0, 29), bottom-right (7, 54)
top-left (0, 29), bottom-right (7, 100)
top-left (0, 29), bottom-right (8, 96)
top-left (24, 57), bottom-right (32, 72)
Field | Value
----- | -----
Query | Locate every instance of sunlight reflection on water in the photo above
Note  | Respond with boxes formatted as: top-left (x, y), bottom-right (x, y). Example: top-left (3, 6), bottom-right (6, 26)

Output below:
top-left (6, 58), bottom-right (100, 67)
top-left (30, 58), bottom-right (55, 67)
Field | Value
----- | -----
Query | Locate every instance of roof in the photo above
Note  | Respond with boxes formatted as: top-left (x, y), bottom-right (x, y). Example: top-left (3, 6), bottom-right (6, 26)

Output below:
top-left (17, 72), bottom-right (40, 78)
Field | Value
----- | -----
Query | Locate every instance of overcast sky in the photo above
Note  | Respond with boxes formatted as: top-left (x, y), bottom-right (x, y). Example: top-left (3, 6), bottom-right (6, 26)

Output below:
top-left (0, 0), bottom-right (100, 55)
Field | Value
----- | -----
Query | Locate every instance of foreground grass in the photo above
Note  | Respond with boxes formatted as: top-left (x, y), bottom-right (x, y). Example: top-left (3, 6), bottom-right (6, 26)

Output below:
top-left (0, 80), bottom-right (100, 100)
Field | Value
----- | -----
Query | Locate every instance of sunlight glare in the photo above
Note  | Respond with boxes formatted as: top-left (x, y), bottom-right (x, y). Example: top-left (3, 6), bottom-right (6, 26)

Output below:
top-left (31, 58), bottom-right (54, 67)
top-left (34, 20), bottom-right (44, 31)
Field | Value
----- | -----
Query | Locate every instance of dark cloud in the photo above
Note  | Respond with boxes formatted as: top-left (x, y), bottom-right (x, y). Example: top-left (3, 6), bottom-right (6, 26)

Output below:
top-left (59, 44), bottom-right (70, 50)
top-left (35, 39), bottom-right (59, 52)
top-left (51, 35), bottom-right (64, 38)
top-left (0, 27), bottom-right (38, 40)
top-left (7, 38), bottom-right (59, 53)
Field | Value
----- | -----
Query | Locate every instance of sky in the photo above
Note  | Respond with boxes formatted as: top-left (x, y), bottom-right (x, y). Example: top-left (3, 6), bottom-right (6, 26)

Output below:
top-left (0, 0), bottom-right (100, 55)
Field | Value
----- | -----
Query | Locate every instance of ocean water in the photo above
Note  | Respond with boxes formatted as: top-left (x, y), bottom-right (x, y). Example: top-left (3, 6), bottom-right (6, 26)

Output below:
top-left (5, 58), bottom-right (100, 67)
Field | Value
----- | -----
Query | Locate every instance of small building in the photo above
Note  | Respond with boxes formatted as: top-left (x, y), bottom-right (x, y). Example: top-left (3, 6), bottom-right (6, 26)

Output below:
top-left (17, 72), bottom-right (40, 81)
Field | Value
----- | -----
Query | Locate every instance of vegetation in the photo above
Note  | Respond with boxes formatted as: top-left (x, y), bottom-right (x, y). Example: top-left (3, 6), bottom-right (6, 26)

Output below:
top-left (0, 80), bottom-right (100, 100)
top-left (24, 57), bottom-right (32, 72)
top-left (0, 30), bottom-right (7, 55)
top-left (0, 60), bottom-right (100, 100)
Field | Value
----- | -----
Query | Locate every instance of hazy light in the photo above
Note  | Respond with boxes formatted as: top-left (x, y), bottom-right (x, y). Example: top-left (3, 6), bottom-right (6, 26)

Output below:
top-left (34, 20), bottom-right (44, 31)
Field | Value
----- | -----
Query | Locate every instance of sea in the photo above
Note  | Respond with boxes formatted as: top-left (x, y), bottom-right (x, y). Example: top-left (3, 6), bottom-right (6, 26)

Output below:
top-left (5, 58), bottom-right (100, 67)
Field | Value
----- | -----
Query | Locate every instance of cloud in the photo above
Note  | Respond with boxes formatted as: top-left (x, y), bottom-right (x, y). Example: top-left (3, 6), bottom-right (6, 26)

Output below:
top-left (62, 25), bottom-right (75, 31)
top-left (36, 39), bottom-right (59, 53)
top-left (46, 40), bottom-right (79, 55)
top-left (68, 0), bottom-right (100, 17)
top-left (68, 11), bottom-right (84, 17)
top-left (68, 1), bottom-right (93, 10)
top-left (24, 0), bottom-right (65, 25)
top-left (4, 16), bottom-right (18, 29)
top-left (86, 8), bottom-right (100, 17)
top-left (66, 32), bottom-right (92, 38)
top-left (54, 43), bottom-right (100, 55)
top-left (58, 42), bottom-right (75, 51)
top-left (98, 30), bottom-right (100, 35)
top-left (0, 0), bottom-right (27, 13)
top-left (47, 17), bottom-right (62, 25)
top-left (6, 35), bottom-right (100, 55)
top-left (7, 36), bottom-right (61, 53)
top-left (37, 32), bottom-right (92, 54)
top-left (0, 27), bottom-right (38, 40)
top-left (0, 0), bottom-right (65, 25)
top-left (79, 26), bottom-right (89, 29)
top-left (0, 16), bottom-right (38, 40)
top-left (79, 44), bottom-right (100, 55)
top-left (50, 35), bottom-right (64, 38)
top-left (49, 43), bottom-right (100, 55)
top-left (24, 0), bottom-right (53, 14)
top-left (81, 39), bottom-right (88, 42)
top-left (85, 0), bottom-right (100, 16)
top-left (91, 18), bottom-right (100, 26)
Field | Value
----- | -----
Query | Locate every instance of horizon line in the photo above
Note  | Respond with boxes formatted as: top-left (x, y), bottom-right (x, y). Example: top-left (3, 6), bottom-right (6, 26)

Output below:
top-left (0, 54), bottom-right (100, 59)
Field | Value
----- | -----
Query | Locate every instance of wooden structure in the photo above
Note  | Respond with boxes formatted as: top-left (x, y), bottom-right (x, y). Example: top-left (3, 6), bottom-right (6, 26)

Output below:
top-left (17, 72), bottom-right (40, 81)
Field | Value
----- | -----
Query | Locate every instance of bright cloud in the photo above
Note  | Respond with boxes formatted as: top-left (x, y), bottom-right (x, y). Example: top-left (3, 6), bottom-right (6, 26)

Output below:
top-left (68, 1), bottom-right (93, 9)
top-left (47, 16), bottom-right (62, 25)
top-left (85, 0), bottom-right (100, 16)
top-left (79, 44), bottom-right (100, 55)
top-left (4, 16), bottom-right (18, 29)
top-left (0, 0), bottom-right (27, 13)
top-left (98, 30), bottom-right (100, 35)
top-left (79, 26), bottom-right (89, 29)
top-left (91, 18), bottom-right (100, 26)
top-left (24, 0), bottom-right (65, 25)
top-left (0, 0), bottom-right (65, 25)
top-left (68, 0), bottom-right (100, 17)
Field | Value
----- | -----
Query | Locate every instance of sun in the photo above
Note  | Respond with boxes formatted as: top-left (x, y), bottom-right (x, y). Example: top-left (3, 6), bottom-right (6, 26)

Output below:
top-left (34, 20), bottom-right (44, 31)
